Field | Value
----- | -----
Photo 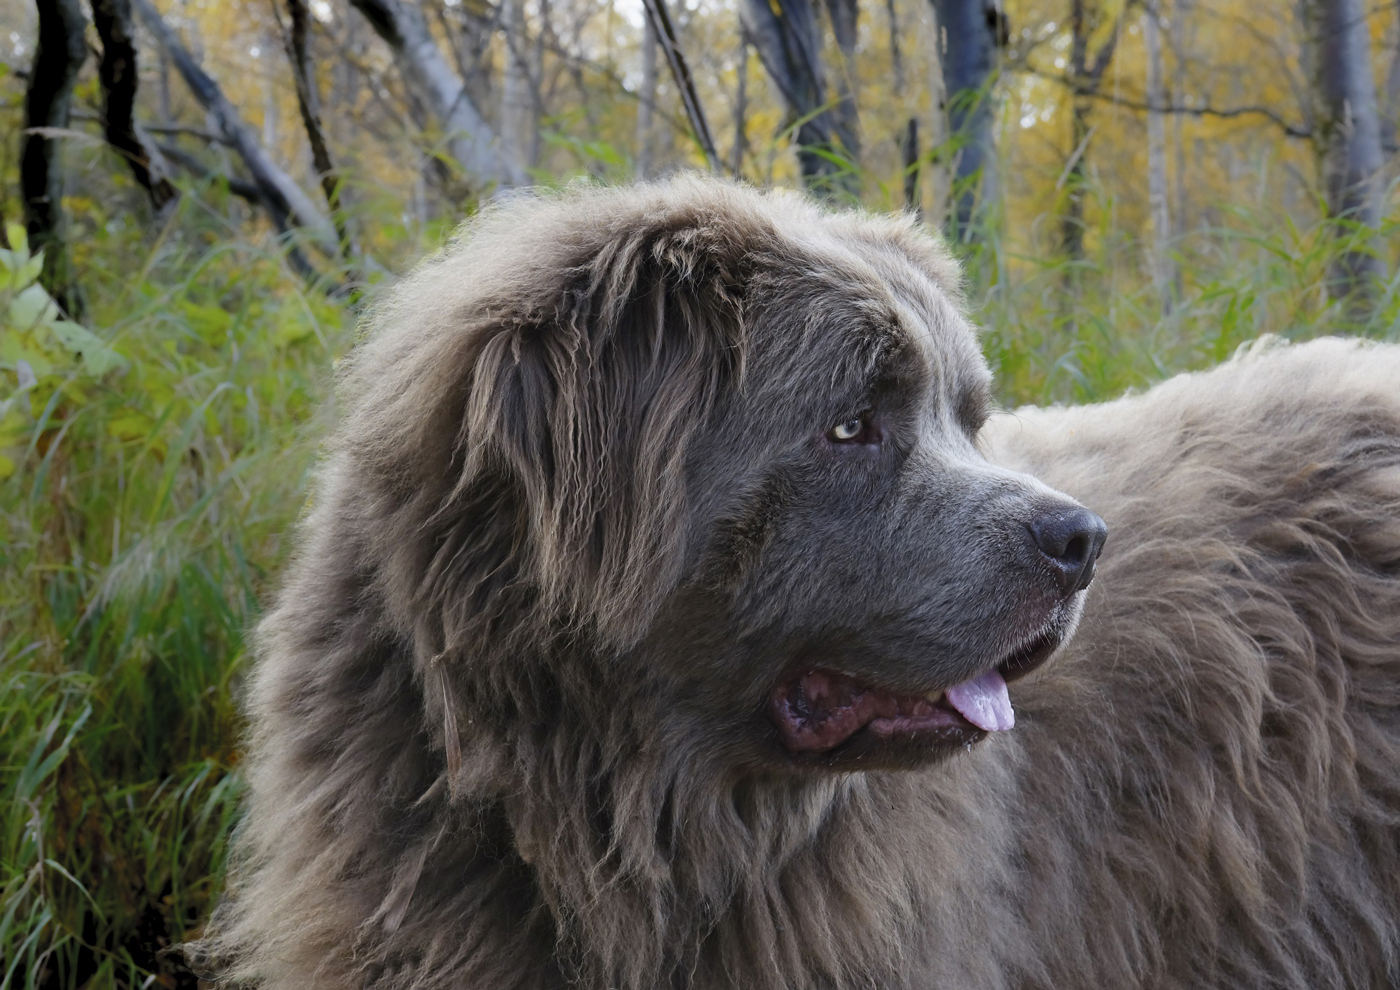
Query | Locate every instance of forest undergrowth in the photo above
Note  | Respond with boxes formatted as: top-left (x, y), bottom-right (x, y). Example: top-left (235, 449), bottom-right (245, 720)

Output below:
top-left (2, 167), bottom-right (1398, 987)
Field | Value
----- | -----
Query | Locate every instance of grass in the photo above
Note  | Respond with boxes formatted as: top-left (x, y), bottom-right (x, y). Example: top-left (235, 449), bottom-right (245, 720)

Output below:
top-left (1, 167), bottom-right (1396, 987)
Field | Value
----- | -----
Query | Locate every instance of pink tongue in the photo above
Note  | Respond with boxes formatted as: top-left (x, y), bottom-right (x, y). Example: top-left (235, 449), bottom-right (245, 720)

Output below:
top-left (945, 669), bottom-right (1015, 732)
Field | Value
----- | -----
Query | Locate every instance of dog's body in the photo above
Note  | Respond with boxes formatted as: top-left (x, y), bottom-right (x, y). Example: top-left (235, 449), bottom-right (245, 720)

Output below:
top-left (200, 179), bottom-right (1400, 989)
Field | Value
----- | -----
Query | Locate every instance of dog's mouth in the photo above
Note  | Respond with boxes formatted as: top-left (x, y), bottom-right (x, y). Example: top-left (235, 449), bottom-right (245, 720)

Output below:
top-left (768, 625), bottom-right (1064, 756)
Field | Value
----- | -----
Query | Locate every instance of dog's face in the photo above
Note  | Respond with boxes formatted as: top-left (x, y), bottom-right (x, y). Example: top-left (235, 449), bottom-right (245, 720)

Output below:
top-left (619, 217), bottom-right (1106, 773)
top-left (367, 182), bottom-right (1104, 779)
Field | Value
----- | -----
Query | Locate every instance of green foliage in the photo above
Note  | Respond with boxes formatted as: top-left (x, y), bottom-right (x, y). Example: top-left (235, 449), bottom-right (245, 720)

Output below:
top-left (1, 197), bottom-right (350, 986)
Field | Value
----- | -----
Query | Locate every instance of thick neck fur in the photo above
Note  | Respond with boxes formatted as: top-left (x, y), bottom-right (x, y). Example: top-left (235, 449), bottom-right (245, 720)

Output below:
top-left (424, 635), bottom-right (1030, 990)
top-left (431, 644), bottom-right (1024, 990)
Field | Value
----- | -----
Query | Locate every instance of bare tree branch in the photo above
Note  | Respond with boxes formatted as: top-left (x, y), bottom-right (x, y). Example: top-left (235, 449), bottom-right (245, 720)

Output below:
top-left (275, 0), bottom-right (351, 258)
top-left (1022, 68), bottom-right (1315, 138)
top-left (131, 0), bottom-right (339, 254)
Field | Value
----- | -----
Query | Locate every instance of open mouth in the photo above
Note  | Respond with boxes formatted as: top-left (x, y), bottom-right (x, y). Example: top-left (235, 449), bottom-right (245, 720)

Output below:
top-left (768, 624), bottom-right (1063, 756)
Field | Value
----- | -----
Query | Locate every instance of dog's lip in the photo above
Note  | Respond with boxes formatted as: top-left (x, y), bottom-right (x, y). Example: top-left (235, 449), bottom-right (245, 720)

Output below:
top-left (768, 623), bottom-right (1066, 757)
top-left (995, 623), bottom-right (1064, 684)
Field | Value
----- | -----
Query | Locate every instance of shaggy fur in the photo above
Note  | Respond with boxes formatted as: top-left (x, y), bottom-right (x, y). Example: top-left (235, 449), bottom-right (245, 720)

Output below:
top-left (199, 177), bottom-right (1400, 990)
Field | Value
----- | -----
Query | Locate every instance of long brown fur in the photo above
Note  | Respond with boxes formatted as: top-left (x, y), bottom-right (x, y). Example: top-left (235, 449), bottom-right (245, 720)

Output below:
top-left (196, 177), bottom-right (1400, 989)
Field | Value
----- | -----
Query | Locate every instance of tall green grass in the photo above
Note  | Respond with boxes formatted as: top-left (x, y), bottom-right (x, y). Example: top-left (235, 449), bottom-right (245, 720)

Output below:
top-left (2, 188), bottom-right (352, 986)
top-left (1, 167), bottom-right (1396, 987)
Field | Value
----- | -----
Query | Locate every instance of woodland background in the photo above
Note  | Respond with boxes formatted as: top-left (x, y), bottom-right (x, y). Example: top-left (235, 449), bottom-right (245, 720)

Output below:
top-left (1, 0), bottom-right (1398, 984)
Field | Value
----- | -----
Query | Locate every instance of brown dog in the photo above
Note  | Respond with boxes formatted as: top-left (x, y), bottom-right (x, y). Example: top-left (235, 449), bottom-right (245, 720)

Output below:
top-left (198, 178), bottom-right (1400, 989)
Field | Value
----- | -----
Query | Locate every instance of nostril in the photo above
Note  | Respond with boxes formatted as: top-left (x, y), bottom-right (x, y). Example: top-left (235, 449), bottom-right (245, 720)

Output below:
top-left (1028, 506), bottom-right (1108, 595)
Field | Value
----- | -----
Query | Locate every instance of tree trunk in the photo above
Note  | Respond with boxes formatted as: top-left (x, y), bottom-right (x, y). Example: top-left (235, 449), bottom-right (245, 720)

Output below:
top-left (89, 0), bottom-right (177, 212)
top-left (278, 0), bottom-right (352, 259)
top-left (731, 27), bottom-right (748, 177)
top-left (132, 0), bottom-right (340, 255)
top-left (636, 13), bottom-right (658, 179)
top-left (1059, 0), bottom-right (1120, 260)
top-left (1307, 0), bottom-right (1387, 311)
top-left (903, 118), bottom-right (921, 213)
top-left (1384, 0), bottom-right (1400, 155)
top-left (822, 0), bottom-right (861, 169)
top-left (347, 0), bottom-right (525, 189)
top-left (928, 0), bottom-right (1004, 239)
top-left (500, 0), bottom-right (532, 172)
top-left (22, 0), bottom-right (88, 316)
top-left (1171, 0), bottom-right (1192, 238)
top-left (1143, 0), bottom-right (1172, 306)
top-left (642, 0), bottom-right (721, 173)
top-left (741, 0), bottom-right (858, 197)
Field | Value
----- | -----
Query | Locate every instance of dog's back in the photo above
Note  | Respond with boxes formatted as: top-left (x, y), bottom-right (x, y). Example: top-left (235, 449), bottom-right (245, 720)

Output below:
top-left (985, 336), bottom-right (1400, 988)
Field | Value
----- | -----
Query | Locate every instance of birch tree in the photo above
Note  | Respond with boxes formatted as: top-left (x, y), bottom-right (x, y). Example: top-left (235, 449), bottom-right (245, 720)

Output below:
top-left (1305, 0), bottom-right (1387, 310)
top-left (1144, 0), bottom-right (1173, 305)
top-left (348, 0), bottom-right (527, 188)
top-left (637, 13), bottom-right (658, 179)
top-left (741, 0), bottom-right (860, 197)
top-left (928, 0), bottom-right (1006, 239)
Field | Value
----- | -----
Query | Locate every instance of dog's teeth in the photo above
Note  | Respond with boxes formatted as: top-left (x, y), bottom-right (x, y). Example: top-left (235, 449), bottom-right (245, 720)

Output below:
top-left (926, 691), bottom-right (943, 702)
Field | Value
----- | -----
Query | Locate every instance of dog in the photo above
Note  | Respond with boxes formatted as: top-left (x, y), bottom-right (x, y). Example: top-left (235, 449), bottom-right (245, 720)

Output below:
top-left (197, 177), bottom-right (1400, 989)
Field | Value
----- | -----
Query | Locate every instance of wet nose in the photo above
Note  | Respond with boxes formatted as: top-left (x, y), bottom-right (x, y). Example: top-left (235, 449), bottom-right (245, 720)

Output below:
top-left (1028, 506), bottom-right (1108, 595)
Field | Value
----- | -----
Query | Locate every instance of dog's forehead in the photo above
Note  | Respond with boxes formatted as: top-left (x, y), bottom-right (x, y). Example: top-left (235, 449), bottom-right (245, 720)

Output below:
top-left (791, 221), bottom-right (987, 394)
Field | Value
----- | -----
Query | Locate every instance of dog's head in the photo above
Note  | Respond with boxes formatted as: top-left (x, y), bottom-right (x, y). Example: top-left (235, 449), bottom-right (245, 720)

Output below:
top-left (346, 177), bottom-right (1104, 777)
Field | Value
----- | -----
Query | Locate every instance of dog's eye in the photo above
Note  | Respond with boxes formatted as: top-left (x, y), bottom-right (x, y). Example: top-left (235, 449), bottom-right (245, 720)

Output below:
top-left (827, 414), bottom-right (877, 445)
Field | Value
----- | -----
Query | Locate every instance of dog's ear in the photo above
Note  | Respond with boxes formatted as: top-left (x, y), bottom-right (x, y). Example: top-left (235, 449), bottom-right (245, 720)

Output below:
top-left (417, 218), bottom-right (750, 648)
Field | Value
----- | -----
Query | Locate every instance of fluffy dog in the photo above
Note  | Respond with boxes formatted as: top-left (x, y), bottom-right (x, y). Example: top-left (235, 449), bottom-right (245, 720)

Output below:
top-left (199, 178), bottom-right (1400, 989)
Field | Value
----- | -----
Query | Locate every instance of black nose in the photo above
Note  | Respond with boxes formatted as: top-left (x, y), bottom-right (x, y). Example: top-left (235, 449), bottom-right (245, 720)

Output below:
top-left (1028, 506), bottom-right (1107, 595)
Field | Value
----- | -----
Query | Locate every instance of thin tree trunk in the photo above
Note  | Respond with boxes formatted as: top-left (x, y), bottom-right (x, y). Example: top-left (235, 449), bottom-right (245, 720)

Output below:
top-left (89, 0), bottom-right (176, 211)
top-left (22, 0), bottom-right (88, 316)
top-left (1307, 0), bottom-right (1386, 311)
top-left (1171, 0), bottom-right (1190, 239)
top-left (1144, 0), bottom-right (1173, 306)
top-left (903, 118), bottom-right (921, 213)
top-left (924, 1), bottom-right (950, 228)
top-left (886, 0), bottom-right (905, 88)
top-left (642, 0), bottom-right (721, 173)
top-left (1060, 0), bottom-right (1120, 260)
top-left (348, 0), bottom-right (525, 188)
top-left (1384, 0), bottom-right (1400, 155)
top-left (636, 13), bottom-right (658, 179)
top-left (132, 0), bottom-right (339, 254)
top-left (823, 0), bottom-right (861, 169)
top-left (741, 0), bottom-right (857, 196)
top-left (278, 0), bottom-right (351, 260)
top-left (500, 0), bottom-right (531, 172)
top-left (928, 0), bottom-right (1004, 239)
top-left (887, 0), bottom-right (921, 215)
top-left (731, 27), bottom-right (748, 177)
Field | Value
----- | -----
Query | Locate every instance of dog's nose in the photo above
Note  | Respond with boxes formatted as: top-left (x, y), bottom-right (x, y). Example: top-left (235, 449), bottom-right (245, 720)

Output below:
top-left (1029, 507), bottom-right (1107, 595)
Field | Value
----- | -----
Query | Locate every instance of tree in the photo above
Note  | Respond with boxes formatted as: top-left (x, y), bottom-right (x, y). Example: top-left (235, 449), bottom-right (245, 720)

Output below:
top-left (132, 0), bottom-right (340, 262)
top-left (637, 13), bottom-right (659, 179)
top-left (21, 0), bottom-right (88, 316)
top-left (1144, 0), bottom-right (1173, 305)
top-left (928, 0), bottom-right (1006, 239)
top-left (347, 0), bottom-right (527, 189)
top-left (1060, 0), bottom-right (1121, 261)
top-left (741, 0), bottom-right (859, 197)
top-left (1306, 0), bottom-right (1387, 312)
top-left (276, 0), bottom-right (351, 262)
top-left (90, 0), bottom-right (176, 213)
